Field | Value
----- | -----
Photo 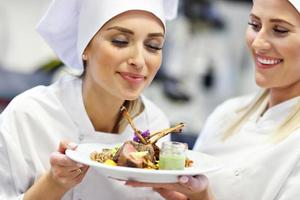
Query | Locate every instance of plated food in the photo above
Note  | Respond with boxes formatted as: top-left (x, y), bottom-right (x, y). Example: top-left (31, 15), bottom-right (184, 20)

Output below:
top-left (66, 106), bottom-right (220, 182)
top-left (90, 106), bottom-right (192, 170)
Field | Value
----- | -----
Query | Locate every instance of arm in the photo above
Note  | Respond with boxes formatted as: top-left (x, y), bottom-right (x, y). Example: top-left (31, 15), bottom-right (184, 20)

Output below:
top-left (24, 140), bottom-right (89, 200)
top-left (0, 92), bottom-right (88, 199)
top-left (24, 171), bottom-right (67, 200)
top-left (0, 135), bottom-right (88, 200)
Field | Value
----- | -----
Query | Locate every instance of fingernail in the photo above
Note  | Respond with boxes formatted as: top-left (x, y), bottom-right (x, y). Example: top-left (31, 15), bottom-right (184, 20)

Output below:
top-left (179, 176), bottom-right (189, 183)
top-left (77, 163), bottom-right (84, 167)
top-left (67, 142), bottom-right (78, 149)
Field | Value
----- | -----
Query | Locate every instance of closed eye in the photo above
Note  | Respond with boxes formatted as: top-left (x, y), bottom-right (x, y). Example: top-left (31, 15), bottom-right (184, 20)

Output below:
top-left (248, 22), bottom-right (261, 31)
top-left (273, 26), bottom-right (289, 34)
top-left (112, 40), bottom-right (128, 47)
top-left (146, 44), bottom-right (162, 51)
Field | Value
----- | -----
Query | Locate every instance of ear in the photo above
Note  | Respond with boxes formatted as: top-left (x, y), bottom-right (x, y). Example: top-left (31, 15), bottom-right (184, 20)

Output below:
top-left (82, 53), bottom-right (88, 61)
top-left (82, 45), bottom-right (90, 60)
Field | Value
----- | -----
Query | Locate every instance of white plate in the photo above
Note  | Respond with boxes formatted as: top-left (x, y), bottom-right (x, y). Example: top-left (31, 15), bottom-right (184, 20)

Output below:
top-left (66, 143), bottom-right (221, 183)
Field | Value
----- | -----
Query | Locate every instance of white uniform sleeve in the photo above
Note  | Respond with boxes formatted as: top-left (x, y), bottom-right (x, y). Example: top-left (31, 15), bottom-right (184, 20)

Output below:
top-left (0, 94), bottom-right (44, 200)
top-left (0, 116), bottom-right (25, 200)
top-left (275, 158), bottom-right (300, 200)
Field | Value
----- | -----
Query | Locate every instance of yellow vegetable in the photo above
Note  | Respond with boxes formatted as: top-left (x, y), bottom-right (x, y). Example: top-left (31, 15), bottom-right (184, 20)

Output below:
top-left (104, 159), bottom-right (117, 166)
top-left (130, 151), bottom-right (148, 159)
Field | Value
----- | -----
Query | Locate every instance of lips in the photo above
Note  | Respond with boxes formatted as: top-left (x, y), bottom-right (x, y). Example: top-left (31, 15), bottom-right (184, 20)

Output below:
top-left (255, 54), bottom-right (283, 69)
top-left (118, 72), bottom-right (146, 85)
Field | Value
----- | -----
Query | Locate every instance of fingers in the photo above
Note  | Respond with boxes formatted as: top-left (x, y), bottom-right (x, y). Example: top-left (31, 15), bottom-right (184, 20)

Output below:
top-left (49, 140), bottom-right (88, 190)
top-left (125, 181), bottom-right (184, 193)
top-left (179, 175), bottom-right (209, 193)
top-left (153, 188), bottom-right (188, 200)
top-left (52, 163), bottom-right (82, 178)
top-left (50, 165), bottom-right (89, 189)
top-left (50, 152), bottom-right (83, 167)
top-left (74, 165), bottom-right (89, 181)
top-left (125, 182), bottom-right (189, 200)
top-left (70, 165), bottom-right (89, 179)
top-left (126, 175), bottom-right (209, 197)
top-left (125, 181), bottom-right (166, 188)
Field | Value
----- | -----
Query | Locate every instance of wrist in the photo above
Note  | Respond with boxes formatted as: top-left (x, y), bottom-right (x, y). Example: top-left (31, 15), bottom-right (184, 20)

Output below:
top-left (24, 171), bottom-right (68, 200)
top-left (46, 170), bottom-right (69, 194)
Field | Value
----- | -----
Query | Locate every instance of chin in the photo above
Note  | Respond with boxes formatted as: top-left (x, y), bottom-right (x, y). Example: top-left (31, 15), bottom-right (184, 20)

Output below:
top-left (255, 74), bottom-right (269, 88)
top-left (122, 92), bottom-right (140, 101)
top-left (123, 87), bottom-right (145, 99)
top-left (255, 79), bottom-right (271, 89)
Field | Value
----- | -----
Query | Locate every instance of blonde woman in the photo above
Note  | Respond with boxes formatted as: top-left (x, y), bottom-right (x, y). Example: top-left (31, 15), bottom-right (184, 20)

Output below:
top-left (127, 0), bottom-right (300, 199)
top-left (0, 0), bottom-right (178, 199)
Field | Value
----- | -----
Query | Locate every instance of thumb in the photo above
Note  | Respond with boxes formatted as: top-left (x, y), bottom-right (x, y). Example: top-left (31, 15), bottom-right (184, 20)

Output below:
top-left (58, 140), bottom-right (78, 154)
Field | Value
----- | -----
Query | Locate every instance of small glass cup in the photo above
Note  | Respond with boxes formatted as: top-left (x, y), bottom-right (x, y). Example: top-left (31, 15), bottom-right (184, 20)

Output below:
top-left (159, 141), bottom-right (186, 170)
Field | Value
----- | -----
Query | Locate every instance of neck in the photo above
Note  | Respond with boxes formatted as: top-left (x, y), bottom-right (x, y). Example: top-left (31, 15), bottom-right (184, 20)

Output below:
top-left (82, 78), bottom-right (124, 133)
top-left (269, 81), bottom-right (300, 107)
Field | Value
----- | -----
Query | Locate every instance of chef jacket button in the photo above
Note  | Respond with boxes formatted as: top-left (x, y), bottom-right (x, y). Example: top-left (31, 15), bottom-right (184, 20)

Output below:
top-left (79, 135), bottom-right (84, 141)
top-left (234, 169), bottom-right (240, 176)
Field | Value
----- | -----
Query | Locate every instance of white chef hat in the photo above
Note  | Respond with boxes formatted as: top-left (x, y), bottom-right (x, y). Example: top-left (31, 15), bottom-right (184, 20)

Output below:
top-left (36, 0), bottom-right (179, 73)
top-left (289, 0), bottom-right (300, 12)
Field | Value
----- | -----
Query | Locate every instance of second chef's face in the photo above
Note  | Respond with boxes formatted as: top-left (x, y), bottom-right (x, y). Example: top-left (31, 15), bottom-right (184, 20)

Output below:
top-left (246, 0), bottom-right (300, 90)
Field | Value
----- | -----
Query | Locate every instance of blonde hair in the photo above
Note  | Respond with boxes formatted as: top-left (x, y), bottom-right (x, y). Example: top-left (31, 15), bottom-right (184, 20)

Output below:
top-left (222, 90), bottom-right (300, 143)
top-left (117, 98), bottom-right (145, 133)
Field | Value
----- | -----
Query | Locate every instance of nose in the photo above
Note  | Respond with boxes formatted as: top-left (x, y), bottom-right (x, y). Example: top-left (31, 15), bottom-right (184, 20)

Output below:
top-left (127, 45), bottom-right (145, 70)
top-left (251, 30), bottom-right (272, 52)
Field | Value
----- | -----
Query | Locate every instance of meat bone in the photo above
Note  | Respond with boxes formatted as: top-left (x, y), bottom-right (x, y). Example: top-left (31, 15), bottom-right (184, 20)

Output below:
top-left (120, 106), bottom-right (185, 144)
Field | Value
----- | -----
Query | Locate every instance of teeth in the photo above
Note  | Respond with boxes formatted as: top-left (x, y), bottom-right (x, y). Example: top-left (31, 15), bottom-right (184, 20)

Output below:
top-left (257, 57), bottom-right (282, 65)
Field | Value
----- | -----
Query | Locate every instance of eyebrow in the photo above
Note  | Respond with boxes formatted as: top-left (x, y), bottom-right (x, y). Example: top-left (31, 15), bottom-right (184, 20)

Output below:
top-left (249, 14), bottom-right (295, 27)
top-left (106, 26), bottom-right (164, 38)
top-left (270, 19), bottom-right (294, 27)
top-left (148, 32), bottom-right (165, 38)
top-left (106, 26), bottom-right (134, 34)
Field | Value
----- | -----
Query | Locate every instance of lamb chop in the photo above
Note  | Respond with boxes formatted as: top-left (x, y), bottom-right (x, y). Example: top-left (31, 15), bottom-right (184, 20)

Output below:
top-left (112, 106), bottom-right (185, 169)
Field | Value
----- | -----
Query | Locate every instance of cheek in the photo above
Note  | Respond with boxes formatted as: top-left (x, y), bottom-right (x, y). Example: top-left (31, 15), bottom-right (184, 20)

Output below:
top-left (95, 45), bottom-right (120, 67)
top-left (276, 41), bottom-right (300, 70)
top-left (287, 46), bottom-right (300, 73)
top-left (246, 29), bottom-right (256, 50)
top-left (284, 44), bottom-right (300, 60)
top-left (147, 54), bottom-right (162, 75)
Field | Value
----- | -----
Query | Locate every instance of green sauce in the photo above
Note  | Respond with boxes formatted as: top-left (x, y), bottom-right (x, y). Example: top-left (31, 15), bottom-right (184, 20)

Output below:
top-left (159, 154), bottom-right (185, 170)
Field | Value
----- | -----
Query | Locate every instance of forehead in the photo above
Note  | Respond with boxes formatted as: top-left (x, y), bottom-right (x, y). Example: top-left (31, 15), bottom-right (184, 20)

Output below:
top-left (101, 10), bottom-right (164, 31)
top-left (252, 0), bottom-right (300, 23)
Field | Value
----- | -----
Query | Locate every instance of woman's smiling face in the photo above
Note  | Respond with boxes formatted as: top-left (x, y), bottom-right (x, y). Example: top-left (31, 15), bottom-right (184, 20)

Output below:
top-left (83, 10), bottom-right (165, 101)
top-left (246, 0), bottom-right (300, 90)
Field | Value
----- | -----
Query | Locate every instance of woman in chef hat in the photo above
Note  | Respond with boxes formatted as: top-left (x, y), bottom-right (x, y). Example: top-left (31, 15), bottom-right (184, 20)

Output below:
top-left (0, 0), bottom-right (178, 199)
top-left (127, 0), bottom-right (300, 199)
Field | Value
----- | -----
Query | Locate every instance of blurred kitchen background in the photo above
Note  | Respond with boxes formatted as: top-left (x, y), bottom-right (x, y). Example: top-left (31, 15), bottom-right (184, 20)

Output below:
top-left (0, 0), bottom-right (259, 148)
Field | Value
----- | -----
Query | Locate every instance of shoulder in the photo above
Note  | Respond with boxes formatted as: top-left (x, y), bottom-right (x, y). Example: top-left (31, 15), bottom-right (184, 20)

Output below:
top-left (193, 94), bottom-right (255, 150)
top-left (209, 94), bottom-right (254, 121)
top-left (1, 76), bottom-right (78, 122)
top-left (204, 94), bottom-right (255, 130)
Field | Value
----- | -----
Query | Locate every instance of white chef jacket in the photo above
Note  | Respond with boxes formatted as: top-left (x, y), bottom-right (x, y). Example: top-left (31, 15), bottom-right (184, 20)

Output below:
top-left (194, 95), bottom-right (300, 200)
top-left (0, 75), bottom-right (170, 200)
